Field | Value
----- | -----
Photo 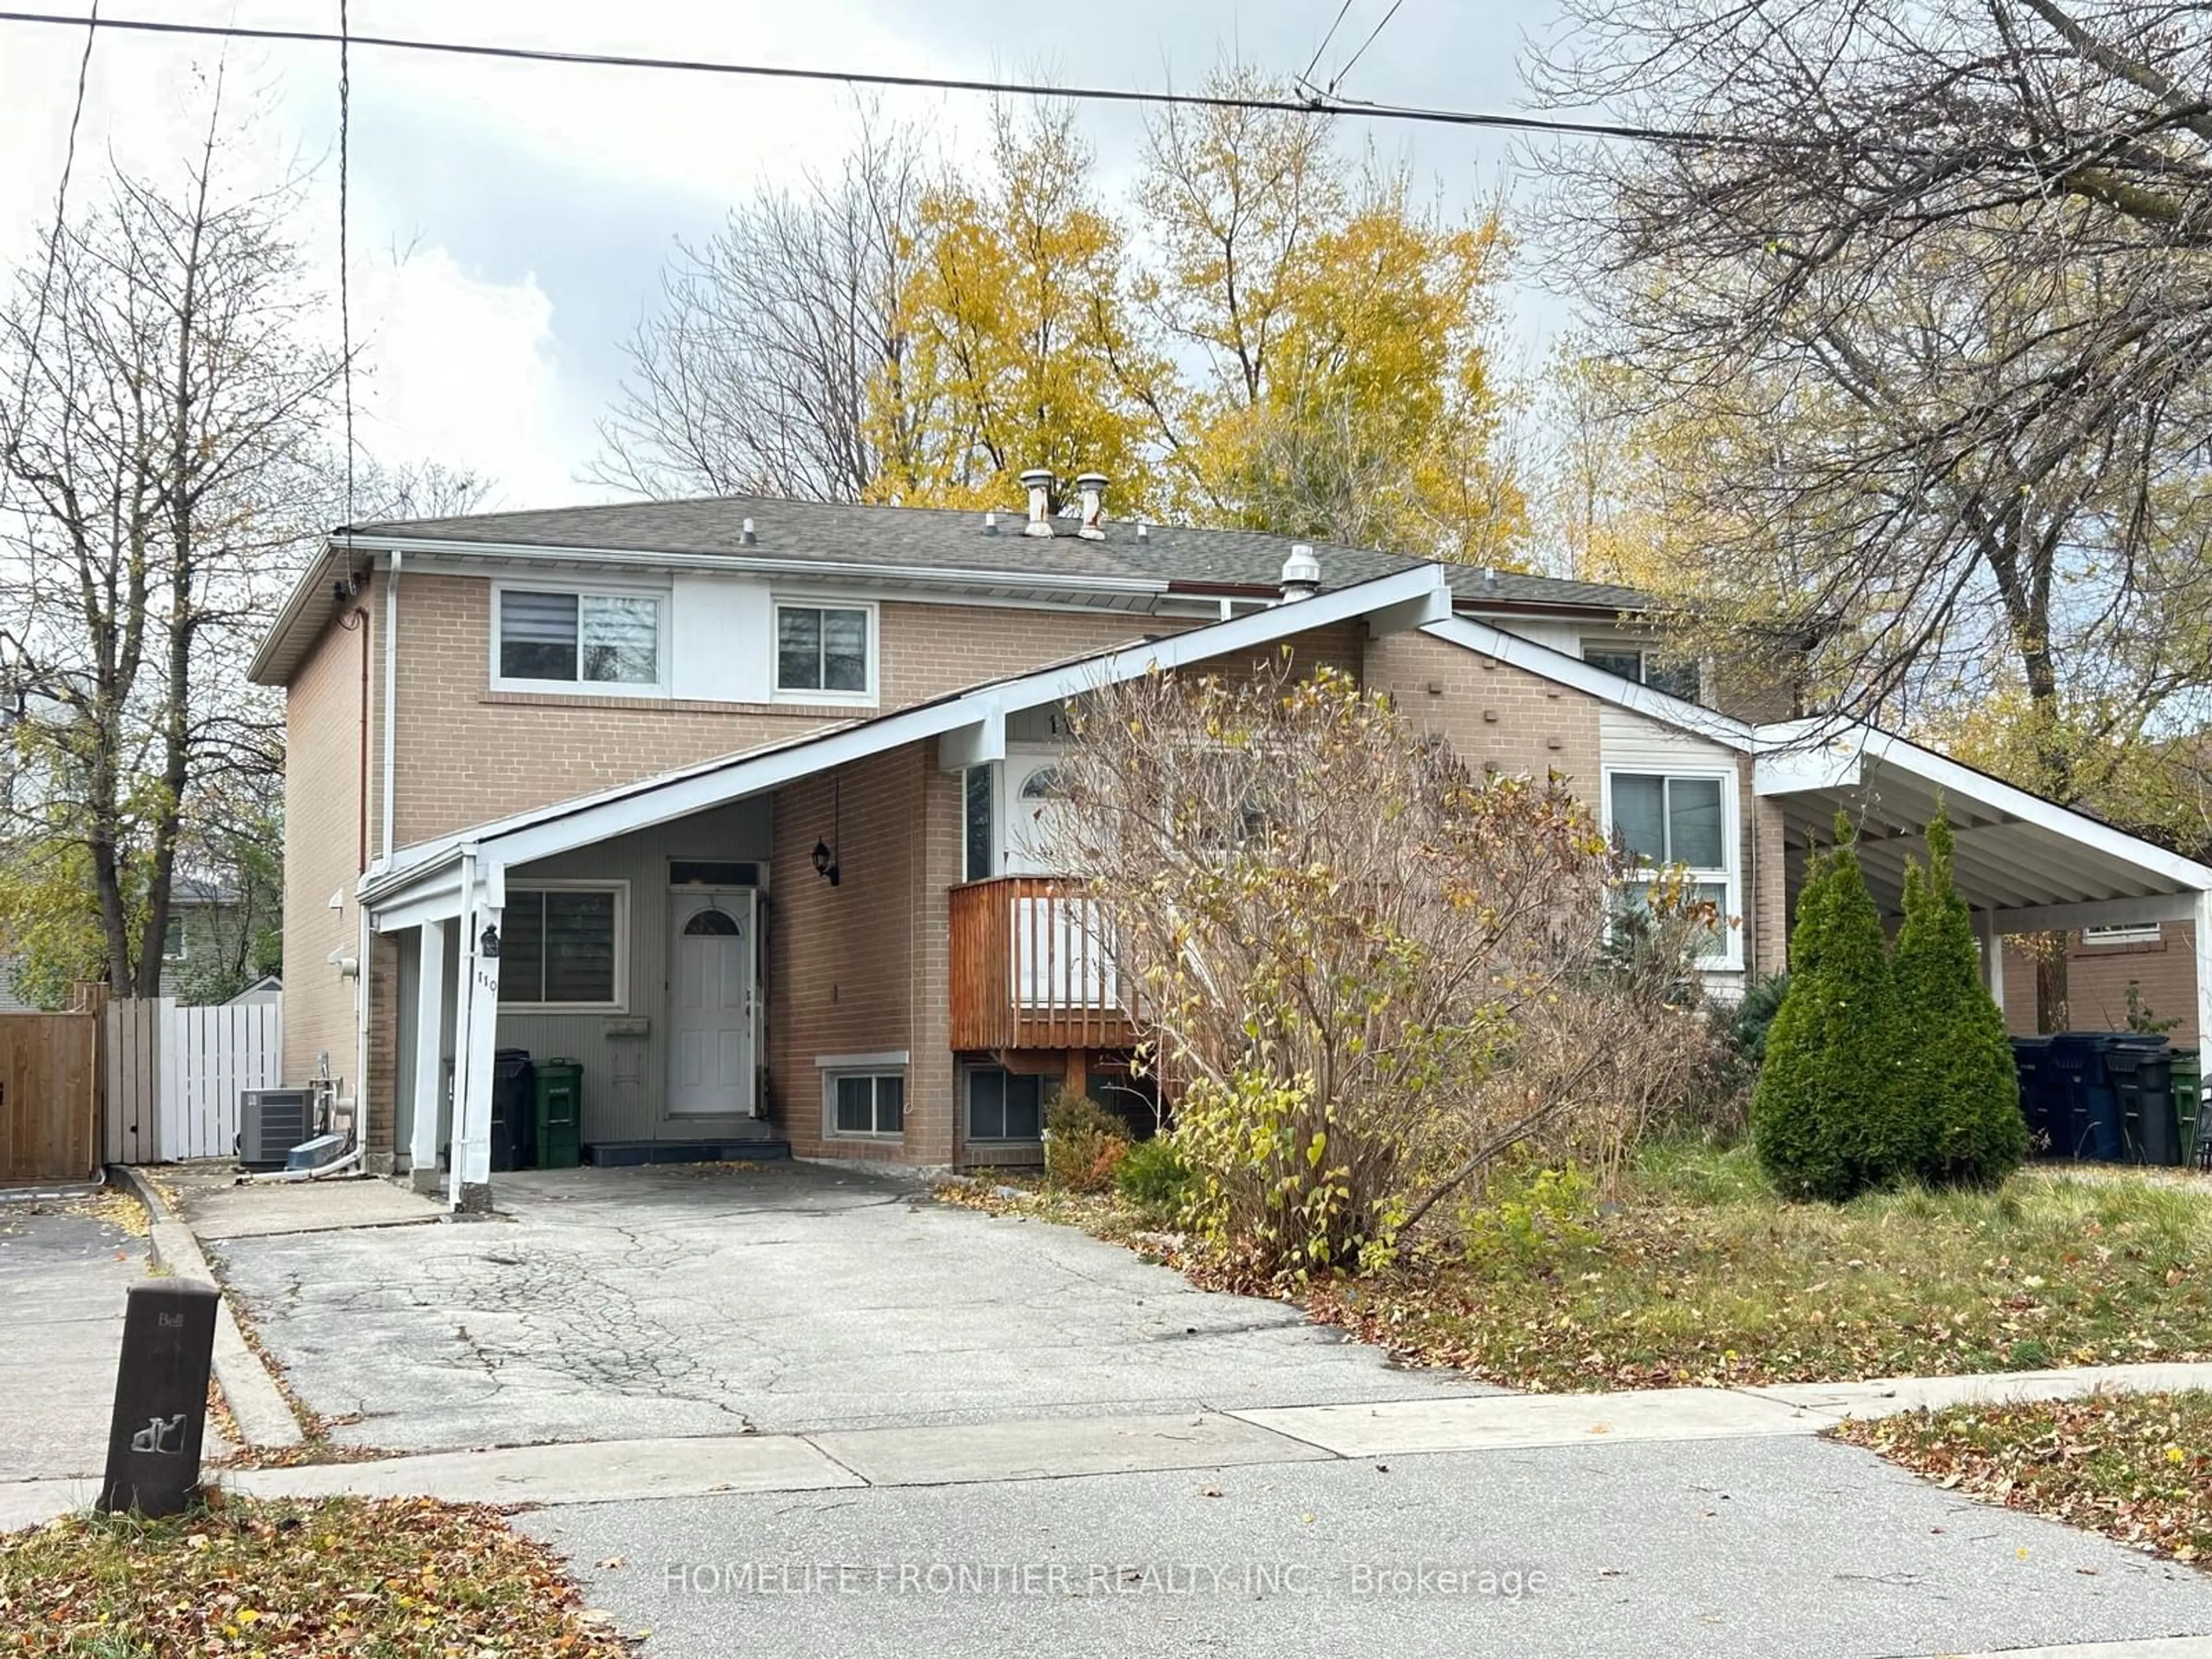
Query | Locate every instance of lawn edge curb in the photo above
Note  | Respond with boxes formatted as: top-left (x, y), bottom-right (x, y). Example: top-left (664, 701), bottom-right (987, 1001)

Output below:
top-left (109, 1164), bottom-right (304, 1450)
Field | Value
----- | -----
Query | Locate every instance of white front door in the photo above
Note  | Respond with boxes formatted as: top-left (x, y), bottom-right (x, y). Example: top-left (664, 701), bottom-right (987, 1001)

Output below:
top-left (666, 889), bottom-right (756, 1118)
top-left (1001, 750), bottom-right (1070, 876)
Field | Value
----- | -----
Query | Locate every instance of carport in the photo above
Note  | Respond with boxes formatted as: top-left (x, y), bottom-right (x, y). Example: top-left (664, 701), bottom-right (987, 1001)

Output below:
top-left (1753, 719), bottom-right (2212, 1034)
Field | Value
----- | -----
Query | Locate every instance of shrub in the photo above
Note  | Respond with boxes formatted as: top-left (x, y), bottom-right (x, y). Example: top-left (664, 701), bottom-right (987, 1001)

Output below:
top-left (1043, 1094), bottom-right (1130, 1194)
top-left (1114, 1136), bottom-right (1195, 1220)
top-left (1730, 973), bottom-right (1791, 1066)
top-left (1460, 1164), bottom-right (1600, 1268)
top-left (1753, 827), bottom-right (1915, 1200)
top-left (1892, 811), bottom-right (2028, 1187)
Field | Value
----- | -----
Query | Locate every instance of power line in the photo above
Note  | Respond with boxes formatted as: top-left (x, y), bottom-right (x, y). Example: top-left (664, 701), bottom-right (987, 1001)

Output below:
top-left (336, 0), bottom-right (353, 529)
top-left (1329, 0), bottom-right (1407, 96)
top-left (7, 1), bottom-right (98, 449)
top-left (1299, 0), bottom-right (1358, 93)
top-left (0, 7), bottom-right (1801, 149)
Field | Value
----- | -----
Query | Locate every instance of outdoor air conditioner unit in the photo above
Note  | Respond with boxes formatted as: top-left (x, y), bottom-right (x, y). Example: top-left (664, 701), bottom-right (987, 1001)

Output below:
top-left (238, 1088), bottom-right (315, 1170)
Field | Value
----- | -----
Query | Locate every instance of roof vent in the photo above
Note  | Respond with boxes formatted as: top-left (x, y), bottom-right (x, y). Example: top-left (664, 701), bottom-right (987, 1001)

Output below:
top-left (983, 510), bottom-right (998, 535)
top-left (1018, 468), bottom-right (1056, 538)
top-left (741, 517), bottom-right (757, 547)
top-left (1137, 520), bottom-right (1149, 540)
top-left (1482, 565), bottom-right (1497, 590)
top-left (1074, 472), bottom-right (1108, 540)
top-left (1280, 544), bottom-right (1321, 602)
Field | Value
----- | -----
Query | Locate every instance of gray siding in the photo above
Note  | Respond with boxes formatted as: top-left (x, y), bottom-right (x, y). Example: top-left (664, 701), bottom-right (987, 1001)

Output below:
top-left (498, 797), bottom-right (772, 1145)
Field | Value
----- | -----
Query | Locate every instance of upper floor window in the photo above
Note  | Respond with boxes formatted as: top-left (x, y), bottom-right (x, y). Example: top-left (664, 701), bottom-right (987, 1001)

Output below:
top-left (2082, 922), bottom-right (2161, 948)
top-left (775, 603), bottom-right (874, 700)
top-left (496, 588), bottom-right (661, 692)
top-left (1583, 642), bottom-right (1701, 703)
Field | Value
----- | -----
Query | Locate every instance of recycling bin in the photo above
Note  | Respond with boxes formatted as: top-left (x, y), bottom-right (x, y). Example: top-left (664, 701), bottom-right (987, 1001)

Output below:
top-left (535, 1058), bottom-right (582, 1171)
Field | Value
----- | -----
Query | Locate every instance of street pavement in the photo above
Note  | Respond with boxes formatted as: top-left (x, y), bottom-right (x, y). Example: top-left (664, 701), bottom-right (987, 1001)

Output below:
top-left (517, 1433), bottom-right (2212, 1659)
top-left (0, 1200), bottom-right (142, 1482)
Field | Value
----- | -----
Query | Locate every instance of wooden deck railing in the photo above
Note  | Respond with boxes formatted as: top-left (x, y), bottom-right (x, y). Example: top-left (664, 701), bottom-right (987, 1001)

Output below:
top-left (948, 877), bottom-right (1138, 1051)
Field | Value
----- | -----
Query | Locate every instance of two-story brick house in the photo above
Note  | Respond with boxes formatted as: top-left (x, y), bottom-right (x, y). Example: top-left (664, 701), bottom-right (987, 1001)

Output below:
top-left (249, 483), bottom-right (2212, 1205)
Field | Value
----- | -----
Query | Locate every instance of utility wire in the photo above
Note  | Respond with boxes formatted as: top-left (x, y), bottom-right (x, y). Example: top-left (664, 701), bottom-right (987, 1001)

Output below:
top-left (336, 0), bottom-right (354, 532)
top-left (1328, 0), bottom-right (1407, 96)
top-left (1298, 0), bottom-right (1358, 93)
top-left (0, 7), bottom-right (1830, 149)
top-left (7, 1), bottom-right (99, 457)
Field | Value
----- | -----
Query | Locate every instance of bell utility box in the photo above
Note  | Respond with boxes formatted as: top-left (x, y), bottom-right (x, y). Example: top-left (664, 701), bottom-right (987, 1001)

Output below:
top-left (238, 1087), bottom-right (315, 1170)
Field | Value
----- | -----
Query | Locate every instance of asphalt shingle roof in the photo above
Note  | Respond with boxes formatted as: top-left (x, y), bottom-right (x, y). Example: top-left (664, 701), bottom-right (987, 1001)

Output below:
top-left (342, 494), bottom-right (1650, 614)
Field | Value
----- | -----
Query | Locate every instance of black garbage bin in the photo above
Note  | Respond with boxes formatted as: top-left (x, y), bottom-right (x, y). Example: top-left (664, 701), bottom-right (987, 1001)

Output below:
top-left (491, 1048), bottom-right (537, 1172)
top-left (2106, 1035), bottom-right (2178, 1166)
top-left (2011, 1036), bottom-right (2056, 1154)
top-left (2048, 1033), bottom-right (2124, 1161)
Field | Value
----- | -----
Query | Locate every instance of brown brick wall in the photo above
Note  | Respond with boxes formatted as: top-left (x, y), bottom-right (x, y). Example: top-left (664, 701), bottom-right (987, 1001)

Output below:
top-left (1745, 772), bottom-right (1789, 978)
top-left (1361, 628), bottom-right (1604, 790)
top-left (2002, 925), bottom-right (2199, 1044)
top-left (385, 574), bottom-right (1180, 847)
top-left (281, 594), bottom-right (376, 1096)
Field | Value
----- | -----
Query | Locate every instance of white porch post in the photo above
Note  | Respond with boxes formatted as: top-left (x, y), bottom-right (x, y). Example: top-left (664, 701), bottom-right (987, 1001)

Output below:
top-left (449, 853), bottom-right (501, 1214)
top-left (2196, 889), bottom-right (2212, 1058)
top-left (408, 919), bottom-right (446, 1188)
top-left (1976, 910), bottom-right (2005, 1007)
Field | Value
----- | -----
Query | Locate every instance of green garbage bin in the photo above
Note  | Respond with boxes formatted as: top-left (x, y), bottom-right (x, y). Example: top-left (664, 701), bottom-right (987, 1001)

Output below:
top-left (2175, 1047), bottom-right (2203, 1166)
top-left (535, 1059), bottom-right (582, 1171)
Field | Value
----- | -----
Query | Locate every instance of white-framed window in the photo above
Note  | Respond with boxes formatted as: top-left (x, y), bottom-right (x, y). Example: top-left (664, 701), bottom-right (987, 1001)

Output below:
top-left (162, 915), bottom-right (188, 962)
top-left (2082, 922), bottom-right (2162, 948)
top-left (774, 600), bottom-right (876, 702)
top-left (965, 1065), bottom-right (1049, 1142)
top-left (493, 585), bottom-right (665, 694)
top-left (1603, 768), bottom-right (1741, 967)
top-left (824, 1069), bottom-right (906, 1139)
top-left (498, 881), bottom-right (628, 1010)
top-left (1583, 642), bottom-right (1702, 703)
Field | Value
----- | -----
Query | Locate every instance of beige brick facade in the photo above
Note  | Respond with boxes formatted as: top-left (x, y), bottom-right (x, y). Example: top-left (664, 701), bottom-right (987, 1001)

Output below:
top-left (1362, 629), bottom-right (1604, 787)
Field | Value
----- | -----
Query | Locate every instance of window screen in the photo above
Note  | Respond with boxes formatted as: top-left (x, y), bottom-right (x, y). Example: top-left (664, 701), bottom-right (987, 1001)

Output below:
top-left (499, 888), bottom-right (619, 1005)
top-left (777, 606), bottom-right (870, 694)
top-left (833, 1074), bottom-right (905, 1135)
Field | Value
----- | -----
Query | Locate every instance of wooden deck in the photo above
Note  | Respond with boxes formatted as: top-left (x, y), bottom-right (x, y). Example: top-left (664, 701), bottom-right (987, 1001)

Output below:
top-left (948, 877), bottom-right (1138, 1051)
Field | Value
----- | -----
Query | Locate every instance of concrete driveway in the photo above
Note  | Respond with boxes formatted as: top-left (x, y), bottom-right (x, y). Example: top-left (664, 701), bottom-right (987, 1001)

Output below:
top-left (209, 1162), bottom-right (1491, 1455)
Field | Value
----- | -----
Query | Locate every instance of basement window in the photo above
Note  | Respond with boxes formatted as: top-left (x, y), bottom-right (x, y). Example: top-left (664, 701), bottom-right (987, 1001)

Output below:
top-left (965, 1066), bottom-right (1048, 1142)
top-left (825, 1071), bottom-right (905, 1139)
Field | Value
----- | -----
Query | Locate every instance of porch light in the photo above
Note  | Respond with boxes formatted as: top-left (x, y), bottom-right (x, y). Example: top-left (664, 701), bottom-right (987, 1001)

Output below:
top-left (812, 839), bottom-right (840, 887)
top-left (479, 923), bottom-right (501, 959)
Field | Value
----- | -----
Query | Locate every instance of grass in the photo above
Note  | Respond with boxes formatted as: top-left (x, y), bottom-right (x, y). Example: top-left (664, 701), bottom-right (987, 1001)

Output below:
top-left (1838, 1391), bottom-right (2212, 1566)
top-left (0, 1494), bottom-right (634, 1656)
top-left (949, 1141), bottom-right (2212, 1391)
top-left (1313, 1140), bottom-right (2212, 1389)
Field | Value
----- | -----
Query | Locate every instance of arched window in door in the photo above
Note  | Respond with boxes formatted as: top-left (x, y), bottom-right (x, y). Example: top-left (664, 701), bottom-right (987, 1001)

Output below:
top-left (683, 908), bottom-right (741, 936)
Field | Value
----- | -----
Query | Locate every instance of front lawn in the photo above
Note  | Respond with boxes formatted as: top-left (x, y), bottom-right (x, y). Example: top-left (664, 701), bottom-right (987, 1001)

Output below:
top-left (1839, 1392), bottom-right (2212, 1565)
top-left (949, 1141), bottom-right (2212, 1391)
top-left (0, 1494), bottom-right (632, 1656)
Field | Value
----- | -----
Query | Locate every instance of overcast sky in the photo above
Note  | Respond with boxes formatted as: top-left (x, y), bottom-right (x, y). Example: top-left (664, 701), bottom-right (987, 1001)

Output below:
top-left (0, 2), bottom-right (1568, 512)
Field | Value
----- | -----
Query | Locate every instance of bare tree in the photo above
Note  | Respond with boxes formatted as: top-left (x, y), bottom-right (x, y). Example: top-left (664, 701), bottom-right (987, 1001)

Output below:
top-left (1529, 0), bottom-right (2212, 774)
top-left (590, 111), bottom-right (929, 502)
top-left (0, 84), bottom-right (340, 996)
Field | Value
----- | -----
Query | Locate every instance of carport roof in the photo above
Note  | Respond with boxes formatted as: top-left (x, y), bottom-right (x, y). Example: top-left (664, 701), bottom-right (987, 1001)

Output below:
top-left (1754, 721), bottom-right (2212, 931)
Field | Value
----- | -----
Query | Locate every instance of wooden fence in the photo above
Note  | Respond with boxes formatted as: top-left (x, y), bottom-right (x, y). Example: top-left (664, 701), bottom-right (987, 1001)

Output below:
top-left (0, 1013), bottom-right (101, 1184)
top-left (102, 997), bottom-right (282, 1164)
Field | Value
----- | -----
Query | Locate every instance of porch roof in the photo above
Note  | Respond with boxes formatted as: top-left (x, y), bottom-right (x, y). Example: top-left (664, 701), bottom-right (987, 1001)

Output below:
top-left (1753, 720), bottom-right (2212, 933)
top-left (359, 563), bottom-right (1454, 929)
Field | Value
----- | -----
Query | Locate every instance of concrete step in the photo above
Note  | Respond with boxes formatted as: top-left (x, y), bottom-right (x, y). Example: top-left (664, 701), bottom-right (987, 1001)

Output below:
top-left (583, 1138), bottom-right (792, 1167)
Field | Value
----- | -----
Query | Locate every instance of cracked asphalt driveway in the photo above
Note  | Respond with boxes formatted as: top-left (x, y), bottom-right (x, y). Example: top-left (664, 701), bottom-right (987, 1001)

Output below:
top-left (209, 1162), bottom-right (1494, 1454)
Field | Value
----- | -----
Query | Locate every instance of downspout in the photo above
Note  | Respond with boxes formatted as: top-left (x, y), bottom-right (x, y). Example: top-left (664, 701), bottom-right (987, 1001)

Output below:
top-left (381, 550), bottom-right (399, 865)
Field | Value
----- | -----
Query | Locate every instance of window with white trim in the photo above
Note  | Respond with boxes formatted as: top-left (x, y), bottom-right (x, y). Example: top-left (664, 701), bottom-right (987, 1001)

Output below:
top-left (162, 915), bottom-right (188, 962)
top-left (2081, 922), bottom-right (2162, 947)
top-left (1605, 770), bottom-right (1739, 965)
top-left (1583, 642), bottom-right (1701, 703)
top-left (825, 1070), bottom-right (906, 1138)
top-left (964, 764), bottom-right (995, 882)
top-left (775, 603), bottom-right (873, 699)
top-left (965, 1066), bottom-right (1049, 1142)
top-left (498, 884), bottom-right (626, 1009)
top-left (495, 588), bottom-right (662, 691)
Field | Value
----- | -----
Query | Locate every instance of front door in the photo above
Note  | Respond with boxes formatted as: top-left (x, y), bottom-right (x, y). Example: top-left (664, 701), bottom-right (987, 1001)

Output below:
top-left (1001, 750), bottom-right (1070, 876)
top-left (666, 889), bottom-right (756, 1118)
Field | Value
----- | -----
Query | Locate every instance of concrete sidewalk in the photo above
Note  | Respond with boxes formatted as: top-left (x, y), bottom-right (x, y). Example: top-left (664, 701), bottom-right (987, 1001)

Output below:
top-left (7, 1359), bottom-right (2212, 1527)
top-left (0, 1203), bottom-right (145, 1484)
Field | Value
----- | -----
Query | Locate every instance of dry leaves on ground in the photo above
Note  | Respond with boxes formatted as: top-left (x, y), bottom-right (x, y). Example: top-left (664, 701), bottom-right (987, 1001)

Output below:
top-left (1838, 1391), bottom-right (2212, 1565)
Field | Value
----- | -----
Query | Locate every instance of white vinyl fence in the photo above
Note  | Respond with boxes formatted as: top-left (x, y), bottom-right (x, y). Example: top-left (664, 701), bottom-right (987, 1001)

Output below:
top-left (103, 997), bottom-right (281, 1163)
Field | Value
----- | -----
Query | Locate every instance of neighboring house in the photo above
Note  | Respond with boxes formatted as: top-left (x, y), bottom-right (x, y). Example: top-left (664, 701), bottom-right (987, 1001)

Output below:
top-left (0, 878), bottom-right (241, 1012)
top-left (247, 483), bottom-right (2212, 1193)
